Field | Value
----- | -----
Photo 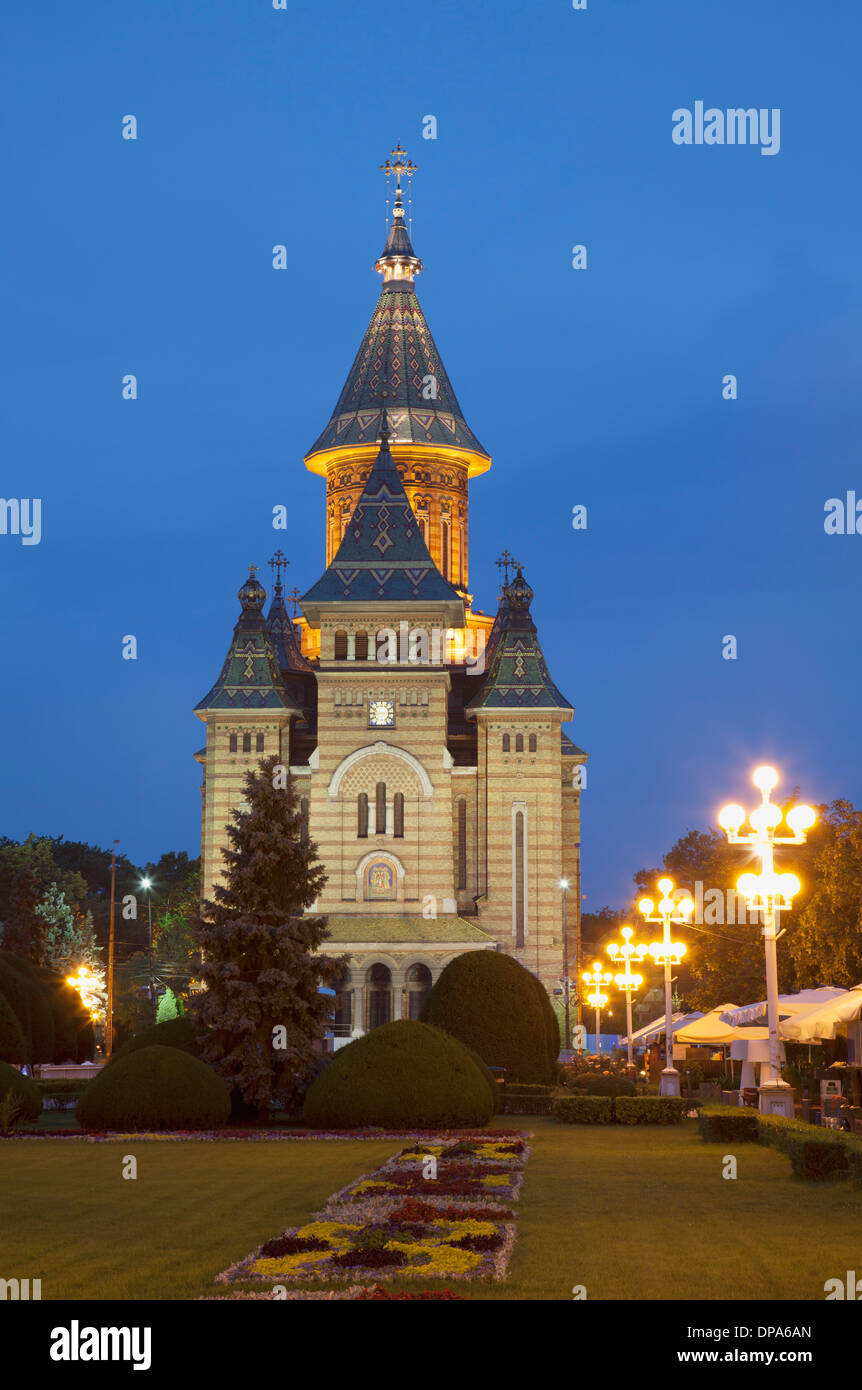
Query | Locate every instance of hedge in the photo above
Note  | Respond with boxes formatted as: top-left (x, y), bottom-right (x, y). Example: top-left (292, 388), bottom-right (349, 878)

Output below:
top-left (0, 1060), bottom-right (42, 1123)
top-left (614, 1096), bottom-right (687, 1125)
top-left (421, 952), bottom-right (557, 1084)
top-left (505, 1084), bottom-right (553, 1096)
top-left (568, 1074), bottom-right (636, 1098)
top-left (554, 1096), bottom-right (614, 1125)
top-left (77, 1046), bottom-right (231, 1132)
top-left (303, 1020), bottom-right (496, 1129)
top-left (697, 1105), bottom-right (759, 1142)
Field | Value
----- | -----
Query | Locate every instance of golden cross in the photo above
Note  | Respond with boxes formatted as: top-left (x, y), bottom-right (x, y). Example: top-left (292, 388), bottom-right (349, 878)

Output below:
top-left (287, 586), bottom-right (301, 619)
top-left (380, 142), bottom-right (417, 192)
top-left (269, 550), bottom-right (289, 589)
top-left (495, 549), bottom-right (520, 587)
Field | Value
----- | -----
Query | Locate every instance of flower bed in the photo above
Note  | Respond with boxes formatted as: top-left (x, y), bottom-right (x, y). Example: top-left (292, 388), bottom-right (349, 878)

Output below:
top-left (212, 1130), bottom-right (531, 1291)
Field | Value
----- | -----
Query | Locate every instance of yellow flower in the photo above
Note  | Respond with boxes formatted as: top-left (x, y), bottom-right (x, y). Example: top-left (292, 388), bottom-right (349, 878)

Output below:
top-left (250, 1251), bottom-right (333, 1277)
top-left (481, 1174), bottom-right (510, 1187)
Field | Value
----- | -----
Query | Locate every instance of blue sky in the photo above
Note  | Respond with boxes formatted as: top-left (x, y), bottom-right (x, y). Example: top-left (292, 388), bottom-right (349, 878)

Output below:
top-left (1, 0), bottom-right (860, 910)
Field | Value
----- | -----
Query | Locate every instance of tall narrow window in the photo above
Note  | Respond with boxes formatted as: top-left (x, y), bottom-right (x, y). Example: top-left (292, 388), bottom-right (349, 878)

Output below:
top-left (513, 809), bottom-right (526, 948)
top-left (502, 734), bottom-right (510, 752)
top-left (355, 630), bottom-right (368, 661)
top-left (229, 734), bottom-right (237, 753)
top-left (334, 630), bottom-right (348, 660)
top-left (242, 733), bottom-right (252, 753)
top-left (457, 798), bottom-right (467, 890)
top-left (300, 797), bottom-right (309, 845)
top-left (256, 733), bottom-right (265, 752)
top-left (515, 733), bottom-right (524, 753)
top-left (458, 524), bottom-right (465, 587)
top-left (357, 792), bottom-right (369, 838)
top-left (441, 520), bottom-right (450, 579)
top-left (375, 781), bottom-right (386, 835)
top-left (529, 733), bottom-right (537, 752)
top-left (394, 792), bottom-right (404, 839)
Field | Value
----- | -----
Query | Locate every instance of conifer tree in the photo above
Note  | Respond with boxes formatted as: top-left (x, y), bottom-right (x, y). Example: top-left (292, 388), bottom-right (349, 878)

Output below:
top-left (194, 755), bottom-right (338, 1117)
top-left (39, 888), bottom-right (101, 976)
top-left (2, 867), bottom-right (47, 966)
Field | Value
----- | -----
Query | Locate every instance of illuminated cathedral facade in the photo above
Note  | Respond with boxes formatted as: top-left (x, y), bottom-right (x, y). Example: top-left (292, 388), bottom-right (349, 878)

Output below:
top-left (194, 147), bottom-right (586, 1035)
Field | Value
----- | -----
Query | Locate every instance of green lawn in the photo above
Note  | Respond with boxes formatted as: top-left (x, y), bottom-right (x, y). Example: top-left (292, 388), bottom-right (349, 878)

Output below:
top-left (1, 1118), bottom-right (858, 1300)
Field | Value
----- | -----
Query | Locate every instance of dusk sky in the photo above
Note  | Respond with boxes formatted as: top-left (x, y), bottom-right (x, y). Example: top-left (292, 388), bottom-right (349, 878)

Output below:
top-left (2, 0), bottom-right (860, 911)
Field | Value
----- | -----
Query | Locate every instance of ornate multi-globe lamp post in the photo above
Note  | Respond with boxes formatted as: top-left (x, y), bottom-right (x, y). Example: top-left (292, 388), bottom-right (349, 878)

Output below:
top-left (582, 961), bottom-right (613, 1057)
top-left (606, 926), bottom-right (648, 1070)
top-left (638, 878), bottom-right (694, 1096)
top-left (718, 765), bottom-right (816, 1116)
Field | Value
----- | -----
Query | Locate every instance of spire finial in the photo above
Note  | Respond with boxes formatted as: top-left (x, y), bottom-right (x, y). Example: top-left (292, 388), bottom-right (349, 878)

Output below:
top-left (269, 549), bottom-right (289, 594)
top-left (287, 585), bottom-right (301, 620)
top-left (376, 143), bottom-right (422, 284)
top-left (380, 143), bottom-right (417, 211)
top-left (379, 406), bottom-right (392, 445)
top-left (496, 549), bottom-right (520, 588)
top-left (248, 562), bottom-right (258, 578)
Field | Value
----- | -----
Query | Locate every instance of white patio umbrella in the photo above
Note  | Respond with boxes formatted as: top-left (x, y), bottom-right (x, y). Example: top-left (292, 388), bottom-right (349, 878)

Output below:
top-left (779, 985), bottom-right (862, 1042)
top-left (620, 1011), bottom-right (703, 1046)
top-left (720, 987), bottom-right (847, 1027)
top-left (675, 1006), bottom-right (766, 1046)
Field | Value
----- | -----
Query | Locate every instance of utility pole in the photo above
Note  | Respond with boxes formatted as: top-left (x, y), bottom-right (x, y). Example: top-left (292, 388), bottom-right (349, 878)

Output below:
top-left (106, 841), bottom-right (118, 1059)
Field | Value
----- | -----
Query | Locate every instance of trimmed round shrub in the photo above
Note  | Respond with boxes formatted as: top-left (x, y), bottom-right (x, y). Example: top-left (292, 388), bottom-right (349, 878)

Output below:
top-left (76, 1045), bottom-right (230, 1132)
top-left (0, 1060), bottom-right (41, 1121)
top-left (0, 994), bottom-right (27, 1063)
top-left (420, 952), bottom-right (558, 1084)
top-left (34, 969), bottom-right (95, 1063)
top-left (303, 1020), bottom-right (495, 1129)
top-left (460, 1041), bottom-right (501, 1114)
top-left (109, 1016), bottom-right (200, 1065)
top-left (0, 955), bottom-right (55, 1063)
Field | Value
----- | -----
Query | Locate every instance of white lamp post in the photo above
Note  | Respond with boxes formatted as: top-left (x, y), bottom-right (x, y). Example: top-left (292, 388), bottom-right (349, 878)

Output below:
top-left (606, 926), bottom-right (648, 1070)
top-left (718, 765), bottom-right (816, 1117)
top-left (638, 878), bottom-right (694, 1096)
top-left (582, 961), bottom-right (613, 1058)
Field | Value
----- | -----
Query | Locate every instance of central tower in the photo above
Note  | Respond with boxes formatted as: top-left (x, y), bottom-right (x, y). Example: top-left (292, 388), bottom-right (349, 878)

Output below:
top-left (303, 144), bottom-right (490, 604)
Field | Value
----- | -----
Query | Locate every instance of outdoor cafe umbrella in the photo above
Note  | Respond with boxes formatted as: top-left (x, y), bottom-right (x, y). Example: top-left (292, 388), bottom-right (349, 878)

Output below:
top-left (720, 987), bottom-right (847, 1028)
top-left (620, 1011), bottom-right (703, 1046)
top-left (779, 985), bottom-right (862, 1042)
top-left (674, 1006), bottom-right (767, 1047)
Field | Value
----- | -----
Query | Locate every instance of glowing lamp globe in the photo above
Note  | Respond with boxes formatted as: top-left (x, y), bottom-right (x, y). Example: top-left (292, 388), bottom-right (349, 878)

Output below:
top-left (718, 804), bottom-right (745, 833)
top-left (786, 805), bottom-right (816, 834)
top-left (638, 897), bottom-right (654, 917)
top-left (751, 804), bottom-right (783, 833)
top-left (753, 765), bottom-right (779, 794)
top-left (657, 877), bottom-right (674, 895)
top-left (779, 873), bottom-right (801, 900)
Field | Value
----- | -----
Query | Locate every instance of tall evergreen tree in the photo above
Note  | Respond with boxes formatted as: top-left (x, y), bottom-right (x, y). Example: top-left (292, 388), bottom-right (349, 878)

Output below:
top-left (39, 886), bottom-right (102, 975)
top-left (2, 866), bottom-right (46, 966)
top-left (193, 755), bottom-right (338, 1117)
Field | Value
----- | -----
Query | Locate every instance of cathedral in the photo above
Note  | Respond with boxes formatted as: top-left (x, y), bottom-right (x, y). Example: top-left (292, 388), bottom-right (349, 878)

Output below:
top-left (193, 146), bottom-right (586, 1038)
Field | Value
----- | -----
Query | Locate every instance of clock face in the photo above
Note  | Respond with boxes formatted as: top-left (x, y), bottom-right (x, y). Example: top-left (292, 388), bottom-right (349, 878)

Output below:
top-left (369, 699), bottom-right (395, 728)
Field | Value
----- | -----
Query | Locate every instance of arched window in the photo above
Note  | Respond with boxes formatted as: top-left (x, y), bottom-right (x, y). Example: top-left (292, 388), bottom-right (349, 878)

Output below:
top-left (229, 733), bottom-right (237, 753)
top-left (513, 809), bottom-right (526, 948)
top-left (375, 781), bottom-right (387, 835)
top-left (405, 963), bottom-right (432, 1021)
top-left (300, 797), bottom-right (309, 845)
top-left (357, 792), bottom-right (369, 838)
top-left (367, 963), bottom-right (392, 1030)
top-left (355, 630), bottom-right (368, 661)
top-left (529, 734), bottom-right (537, 752)
top-left (256, 733), bottom-right (265, 752)
top-left (441, 520), bottom-right (450, 579)
top-left (242, 733), bottom-right (252, 753)
top-left (515, 733), bottom-right (524, 753)
top-left (334, 630), bottom-right (348, 660)
top-left (502, 734), bottom-right (510, 752)
top-left (457, 797), bottom-right (467, 890)
top-left (394, 792), bottom-right (404, 839)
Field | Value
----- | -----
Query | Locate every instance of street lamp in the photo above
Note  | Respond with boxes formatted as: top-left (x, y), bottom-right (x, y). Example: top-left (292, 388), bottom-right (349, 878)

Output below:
top-left (606, 926), bottom-right (648, 1070)
top-left (718, 765), bottom-right (816, 1116)
top-left (638, 878), bottom-right (694, 1096)
top-left (582, 961), bottom-right (613, 1058)
top-left (140, 877), bottom-right (156, 1024)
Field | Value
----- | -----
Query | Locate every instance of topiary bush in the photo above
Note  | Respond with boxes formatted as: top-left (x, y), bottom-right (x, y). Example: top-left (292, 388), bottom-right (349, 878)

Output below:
top-left (302, 1020), bottom-right (495, 1129)
top-left (614, 1096), bottom-right (687, 1125)
top-left (109, 1016), bottom-right (201, 1065)
top-left (554, 1095), bottom-right (613, 1124)
top-left (569, 1073), bottom-right (636, 1098)
top-left (697, 1105), bottom-right (758, 1143)
top-left (783, 1130), bottom-right (850, 1183)
top-left (420, 952), bottom-right (558, 1084)
top-left (76, 1045), bottom-right (230, 1132)
top-left (0, 954), bottom-right (55, 1063)
top-left (34, 968), bottom-right (95, 1063)
top-left (0, 994), bottom-right (27, 1063)
top-left (0, 1060), bottom-right (42, 1123)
